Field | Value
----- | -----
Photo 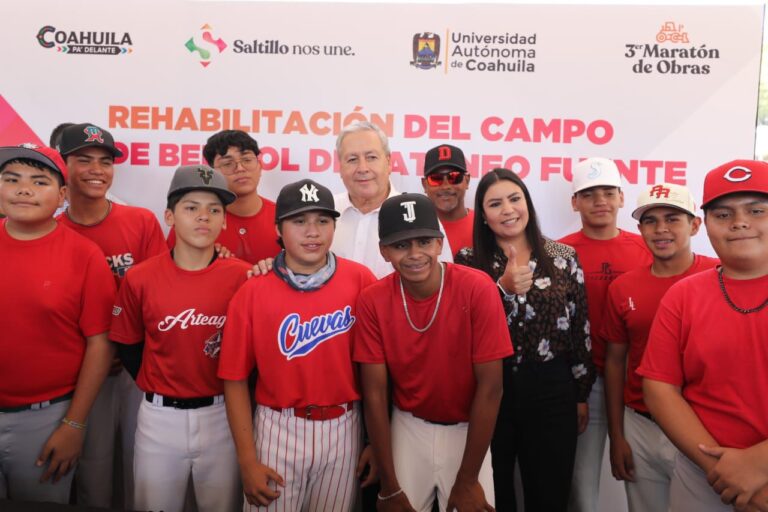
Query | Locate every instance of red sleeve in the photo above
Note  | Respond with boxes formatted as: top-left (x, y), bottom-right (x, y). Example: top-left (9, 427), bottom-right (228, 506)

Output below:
top-left (352, 290), bottom-right (386, 364)
top-left (636, 285), bottom-right (684, 386)
top-left (217, 283), bottom-right (256, 381)
top-left (166, 227), bottom-right (176, 250)
top-left (143, 214), bottom-right (168, 258)
top-left (79, 248), bottom-right (117, 337)
top-left (601, 280), bottom-right (629, 345)
top-left (109, 272), bottom-right (145, 344)
top-left (470, 275), bottom-right (514, 363)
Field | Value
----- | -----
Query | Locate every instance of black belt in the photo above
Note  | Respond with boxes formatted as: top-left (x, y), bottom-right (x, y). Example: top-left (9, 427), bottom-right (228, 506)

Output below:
top-left (145, 392), bottom-right (220, 410)
top-left (631, 408), bottom-right (656, 424)
top-left (0, 391), bottom-right (74, 413)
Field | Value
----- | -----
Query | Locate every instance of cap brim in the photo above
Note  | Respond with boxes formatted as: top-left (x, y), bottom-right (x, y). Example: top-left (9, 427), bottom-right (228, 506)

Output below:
top-left (632, 204), bottom-right (695, 220)
top-left (61, 143), bottom-right (124, 159)
top-left (277, 205), bottom-right (340, 221)
top-left (701, 188), bottom-right (768, 209)
top-left (168, 186), bottom-right (237, 206)
top-left (424, 163), bottom-right (467, 176)
top-left (0, 147), bottom-right (65, 177)
top-left (573, 181), bottom-right (622, 194)
top-left (380, 228), bottom-right (444, 246)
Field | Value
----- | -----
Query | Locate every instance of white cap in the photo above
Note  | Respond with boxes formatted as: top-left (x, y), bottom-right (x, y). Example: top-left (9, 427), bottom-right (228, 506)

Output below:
top-left (572, 157), bottom-right (622, 194)
top-left (632, 183), bottom-right (696, 220)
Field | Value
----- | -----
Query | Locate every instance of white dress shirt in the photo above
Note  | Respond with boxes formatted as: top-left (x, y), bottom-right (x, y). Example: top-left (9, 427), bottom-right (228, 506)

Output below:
top-left (332, 185), bottom-right (453, 279)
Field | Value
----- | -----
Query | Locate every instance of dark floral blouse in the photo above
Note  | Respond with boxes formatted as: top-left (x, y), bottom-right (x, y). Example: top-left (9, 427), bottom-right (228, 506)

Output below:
top-left (455, 238), bottom-right (596, 402)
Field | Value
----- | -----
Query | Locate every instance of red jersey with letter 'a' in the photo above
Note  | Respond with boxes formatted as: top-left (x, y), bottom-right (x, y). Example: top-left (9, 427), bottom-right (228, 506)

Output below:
top-left (601, 254), bottom-right (719, 411)
top-left (110, 252), bottom-right (251, 398)
top-left (0, 222), bottom-right (116, 407)
top-left (167, 197), bottom-right (280, 264)
top-left (353, 263), bottom-right (513, 424)
top-left (558, 229), bottom-right (652, 373)
top-left (58, 203), bottom-right (166, 287)
top-left (218, 257), bottom-right (376, 408)
top-left (638, 269), bottom-right (768, 449)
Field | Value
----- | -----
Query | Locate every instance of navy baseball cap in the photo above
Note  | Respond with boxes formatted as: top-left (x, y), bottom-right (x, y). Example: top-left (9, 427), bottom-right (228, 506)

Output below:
top-left (379, 193), bottom-right (443, 245)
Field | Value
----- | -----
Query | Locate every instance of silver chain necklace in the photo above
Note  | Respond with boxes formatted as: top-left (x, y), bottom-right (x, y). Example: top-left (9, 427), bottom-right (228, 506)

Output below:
top-left (400, 263), bottom-right (445, 333)
top-left (717, 267), bottom-right (768, 314)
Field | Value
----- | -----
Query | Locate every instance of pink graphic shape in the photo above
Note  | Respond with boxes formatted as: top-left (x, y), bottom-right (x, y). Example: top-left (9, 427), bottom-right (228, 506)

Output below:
top-left (202, 31), bottom-right (227, 53)
top-left (0, 95), bottom-right (44, 146)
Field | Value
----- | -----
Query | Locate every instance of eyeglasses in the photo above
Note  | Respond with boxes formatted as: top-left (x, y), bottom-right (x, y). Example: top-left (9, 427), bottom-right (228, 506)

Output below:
top-left (216, 156), bottom-right (260, 175)
top-left (425, 171), bottom-right (465, 187)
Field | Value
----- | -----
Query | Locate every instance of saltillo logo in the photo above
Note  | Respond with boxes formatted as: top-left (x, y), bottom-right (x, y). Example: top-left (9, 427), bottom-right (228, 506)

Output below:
top-left (185, 23), bottom-right (228, 68)
top-left (723, 166), bottom-right (752, 183)
top-left (36, 26), bottom-right (133, 56)
top-left (278, 306), bottom-right (355, 360)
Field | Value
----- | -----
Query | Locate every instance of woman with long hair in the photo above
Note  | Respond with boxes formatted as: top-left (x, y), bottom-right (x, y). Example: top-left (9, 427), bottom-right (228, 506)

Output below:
top-left (455, 168), bottom-right (595, 511)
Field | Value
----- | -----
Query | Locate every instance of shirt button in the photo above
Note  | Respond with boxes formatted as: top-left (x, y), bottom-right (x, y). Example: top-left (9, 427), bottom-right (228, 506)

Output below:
top-left (518, 322), bottom-right (523, 327)
top-left (239, 228), bottom-right (247, 235)
top-left (516, 346), bottom-right (522, 351)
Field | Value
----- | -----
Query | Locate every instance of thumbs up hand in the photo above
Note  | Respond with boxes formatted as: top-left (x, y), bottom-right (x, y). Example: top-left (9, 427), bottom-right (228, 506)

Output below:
top-left (500, 244), bottom-right (533, 295)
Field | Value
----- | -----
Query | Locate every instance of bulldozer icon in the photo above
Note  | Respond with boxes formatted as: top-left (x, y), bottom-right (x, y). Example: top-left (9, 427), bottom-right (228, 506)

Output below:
top-left (656, 22), bottom-right (690, 43)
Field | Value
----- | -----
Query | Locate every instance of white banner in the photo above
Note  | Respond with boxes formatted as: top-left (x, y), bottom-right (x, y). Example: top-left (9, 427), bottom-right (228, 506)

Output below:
top-left (1, 1), bottom-right (763, 254)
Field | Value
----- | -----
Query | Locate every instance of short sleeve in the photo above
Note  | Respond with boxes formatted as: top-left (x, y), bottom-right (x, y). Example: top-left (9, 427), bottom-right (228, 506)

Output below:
top-left (636, 286), bottom-right (684, 386)
top-left (470, 275), bottom-right (514, 363)
top-left (109, 271), bottom-right (144, 344)
top-left (217, 283), bottom-right (256, 381)
top-left (601, 280), bottom-right (630, 345)
top-left (352, 291), bottom-right (386, 364)
top-left (79, 249), bottom-right (117, 337)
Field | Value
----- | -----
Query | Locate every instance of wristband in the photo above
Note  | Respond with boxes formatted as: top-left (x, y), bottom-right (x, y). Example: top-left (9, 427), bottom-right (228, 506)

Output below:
top-left (496, 278), bottom-right (514, 298)
top-left (377, 488), bottom-right (404, 501)
top-left (61, 417), bottom-right (87, 430)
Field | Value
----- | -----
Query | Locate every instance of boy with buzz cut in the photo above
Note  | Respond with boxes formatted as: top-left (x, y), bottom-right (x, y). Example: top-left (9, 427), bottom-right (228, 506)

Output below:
top-left (0, 144), bottom-right (116, 504)
top-left (110, 165), bottom-right (251, 512)
top-left (355, 193), bottom-right (513, 512)
top-left (602, 183), bottom-right (718, 512)
top-left (219, 179), bottom-right (377, 511)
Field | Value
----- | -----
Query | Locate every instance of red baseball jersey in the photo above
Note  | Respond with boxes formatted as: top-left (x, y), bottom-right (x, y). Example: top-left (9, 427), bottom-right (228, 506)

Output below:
top-left (558, 229), bottom-right (652, 373)
top-left (443, 209), bottom-right (475, 256)
top-left (218, 257), bottom-right (376, 407)
top-left (110, 252), bottom-right (251, 398)
top-left (601, 255), bottom-right (719, 411)
top-left (0, 222), bottom-right (116, 407)
top-left (167, 197), bottom-right (280, 264)
top-left (638, 269), bottom-right (768, 448)
top-left (58, 203), bottom-right (166, 287)
top-left (353, 263), bottom-right (513, 423)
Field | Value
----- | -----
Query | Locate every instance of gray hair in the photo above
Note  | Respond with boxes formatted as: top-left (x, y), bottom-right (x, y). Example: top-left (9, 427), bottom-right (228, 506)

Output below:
top-left (335, 121), bottom-right (391, 157)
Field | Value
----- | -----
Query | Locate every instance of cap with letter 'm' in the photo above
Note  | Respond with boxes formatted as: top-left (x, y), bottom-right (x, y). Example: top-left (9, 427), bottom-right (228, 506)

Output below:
top-left (379, 193), bottom-right (444, 245)
top-left (167, 165), bottom-right (236, 205)
top-left (275, 179), bottom-right (339, 221)
top-left (701, 159), bottom-right (768, 208)
top-left (572, 157), bottom-right (622, 194)
top-left (424, 144), bottom-right (467, 176)
top-left (632, 183), bottom-right (696, 220)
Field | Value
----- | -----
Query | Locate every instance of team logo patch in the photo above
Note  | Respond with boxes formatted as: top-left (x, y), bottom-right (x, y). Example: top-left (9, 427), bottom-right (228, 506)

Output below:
top-left (723, 166), bottom-right (752, 183)
top-left (203, 330), bottom-right (222, 359)
top-left (112, 306), bottom-right (122, 316)
top-left (438, 145), bottom-right (451, 160)
top-left (20, 142), bottom-right (40, 149)
top-left (278, 306), bottom-right (355, 360)
top-left (401, 201), bottom-right (417, 223)
top-left (587, 162), bottom-right (603, 180)
top-left (197, 166), bottom-right (214, 184)
top-left (299, 183), bottom-right (320, 202)
top-left (83, 125), bottom-right (104, 143)
top-left (649, 184), bottom-right (671, 198)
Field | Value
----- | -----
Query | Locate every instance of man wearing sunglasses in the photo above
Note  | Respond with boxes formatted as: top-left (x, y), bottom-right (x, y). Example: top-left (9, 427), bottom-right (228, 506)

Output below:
top-left (422, 144), bottom-right (474, 255)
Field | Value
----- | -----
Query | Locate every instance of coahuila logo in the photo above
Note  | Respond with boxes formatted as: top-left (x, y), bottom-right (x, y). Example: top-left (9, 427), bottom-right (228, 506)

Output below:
top-left (411, 30), bottom-right (537, 73)
top-left (410, 32), bottom-right (441, 69)
top-left (625, 21), bottom-right (719, 75)
top-left (185, 23), bottom-right (227, 67)
top-left (37, 25), bottom-right (133, 55)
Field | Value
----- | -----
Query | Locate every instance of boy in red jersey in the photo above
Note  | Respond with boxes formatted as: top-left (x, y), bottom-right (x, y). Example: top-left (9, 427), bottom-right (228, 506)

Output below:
top-left (602, 183), bottom-right (718, 512)
top-left (110, 165), bottom-right (250, 512)
top-left (639, 160), bottom-right (768, 512)
top-left (56, 122), bottom-right (166, 509)
top-left (0, 144), bottom-right (116, 503)
top-left (168, 130), bottom-right (281, 264)
top-left (355, 193), bottom-right (512, 512)
top-left (558, 157), bottom-right (652, 512)
top-left (219, 179), bottom-right (377, 511)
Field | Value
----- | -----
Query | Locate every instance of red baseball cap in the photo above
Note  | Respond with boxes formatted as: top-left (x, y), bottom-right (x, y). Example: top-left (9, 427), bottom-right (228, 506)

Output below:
top-left (0, 143), bottom-right (68, 181)
top-left (702, 159), bottom-right (768, 209)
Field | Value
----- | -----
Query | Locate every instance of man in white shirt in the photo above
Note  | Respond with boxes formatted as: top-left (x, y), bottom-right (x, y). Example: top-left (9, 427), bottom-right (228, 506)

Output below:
top-left (332, 121), bottom-right (452, 278)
